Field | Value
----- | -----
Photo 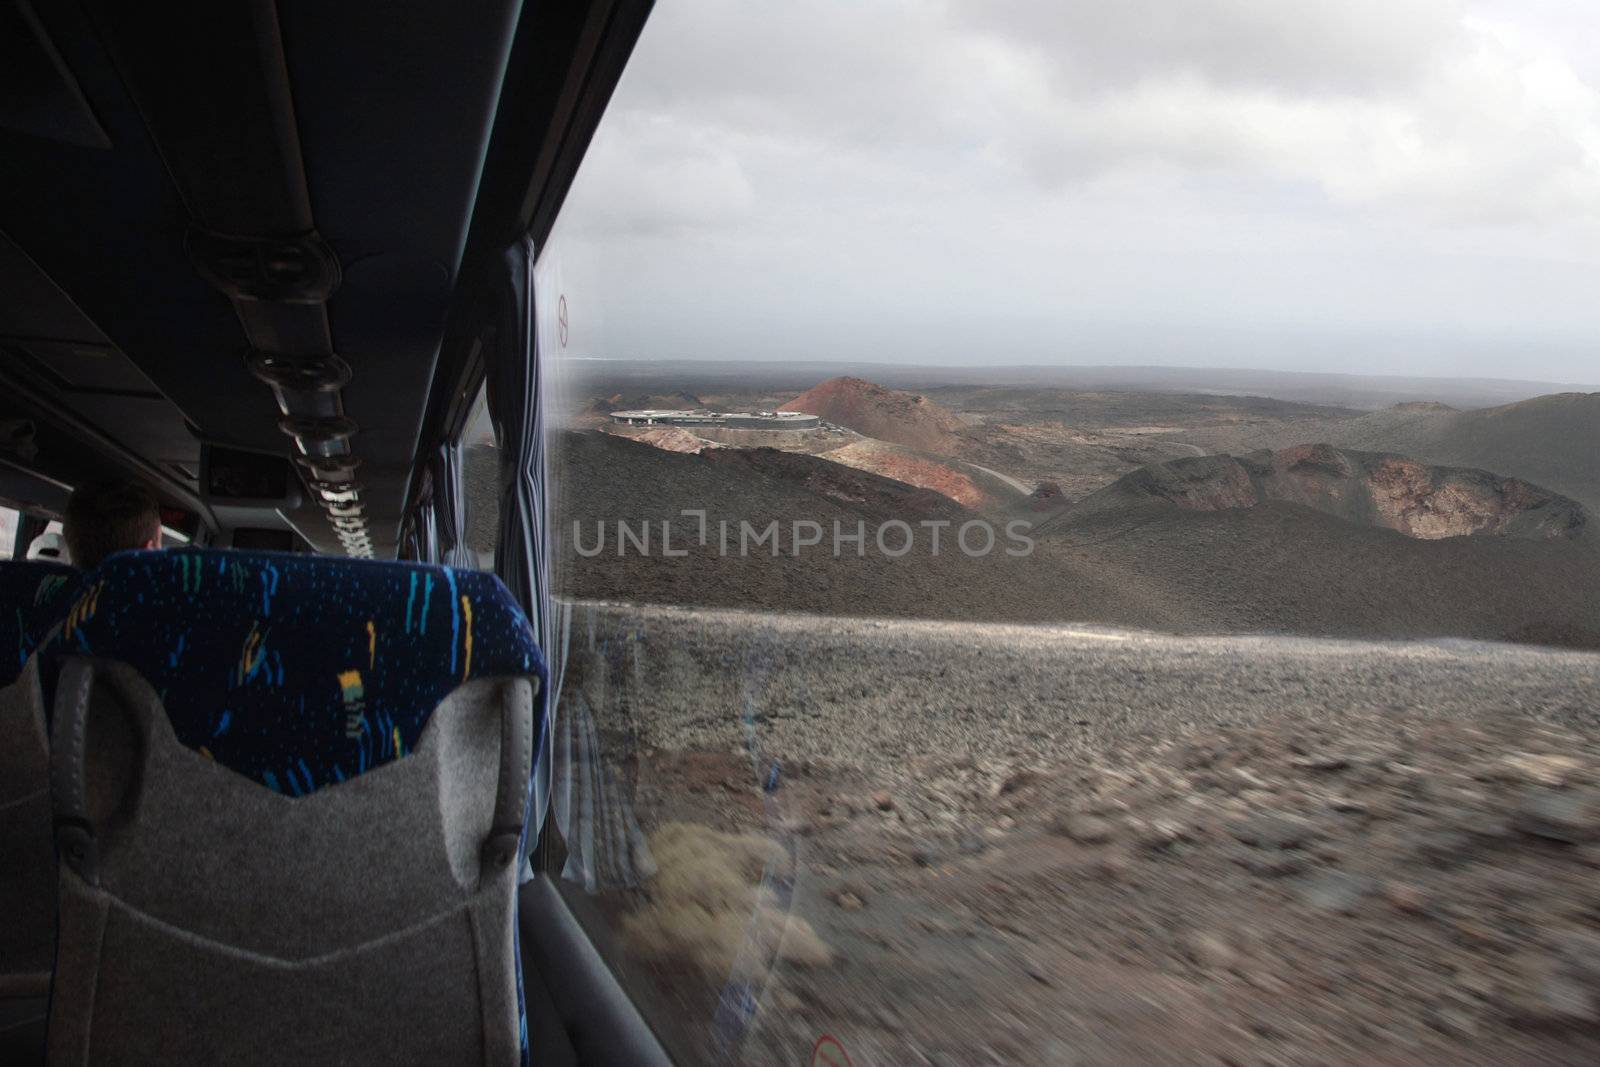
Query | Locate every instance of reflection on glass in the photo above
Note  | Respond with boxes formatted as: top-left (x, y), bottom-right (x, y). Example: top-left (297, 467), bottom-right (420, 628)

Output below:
top-left (462, 385), bottom-right (500, 571)
top-left (532, 2), bottom-right (1600, 1063)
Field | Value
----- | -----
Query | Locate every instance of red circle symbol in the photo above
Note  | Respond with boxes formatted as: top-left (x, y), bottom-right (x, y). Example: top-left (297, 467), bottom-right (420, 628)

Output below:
top-left (557, 294), bottom-right (569, 347)
top-left (811, 1035), bottom-right (854, 1067)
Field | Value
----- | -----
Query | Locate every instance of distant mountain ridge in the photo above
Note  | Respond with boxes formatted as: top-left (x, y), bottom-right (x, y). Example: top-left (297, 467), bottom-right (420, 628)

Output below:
top-left (560, 430), bottom-right (1600, 649)
top-left (570, 360), bottom-right (1599, 411)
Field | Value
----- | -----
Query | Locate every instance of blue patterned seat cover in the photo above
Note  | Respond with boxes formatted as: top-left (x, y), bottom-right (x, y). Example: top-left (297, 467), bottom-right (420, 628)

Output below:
top-left (47, 548), bottom-right (545, 796)
top-left (0, 559), bottom-right (82, 685)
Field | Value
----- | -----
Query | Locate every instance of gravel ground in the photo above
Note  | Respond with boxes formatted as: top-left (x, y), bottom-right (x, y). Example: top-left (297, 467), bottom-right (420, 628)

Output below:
top-left (558, 602), bottom-right (1600, 1066)
top-left (574, 601), bottom-right (1600, 773)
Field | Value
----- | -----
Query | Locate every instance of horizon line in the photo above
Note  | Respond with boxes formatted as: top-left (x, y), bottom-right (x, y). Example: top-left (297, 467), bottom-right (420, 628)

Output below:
top-left (557, 357), bottom-right (1600, 390)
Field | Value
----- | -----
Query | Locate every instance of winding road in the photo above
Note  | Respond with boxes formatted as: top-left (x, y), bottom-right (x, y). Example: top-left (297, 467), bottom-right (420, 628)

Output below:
top-left (963, 461), bottom-right (1032, 494)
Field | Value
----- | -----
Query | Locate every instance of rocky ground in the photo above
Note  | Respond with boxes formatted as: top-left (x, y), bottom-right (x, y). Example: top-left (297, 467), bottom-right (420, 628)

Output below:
top-left (556, 603), bottom-right (1600, 1066)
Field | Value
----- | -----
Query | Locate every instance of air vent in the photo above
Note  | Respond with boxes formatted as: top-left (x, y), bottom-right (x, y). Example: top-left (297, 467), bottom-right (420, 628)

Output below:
top-left (246, 352), bottom-right (352, 393)
top-left (294, 454), bottom-right (362, 477)
top-left (277, 414), bottom-right (358, 450)
top-left (188, 230), bottom-right (340, 304)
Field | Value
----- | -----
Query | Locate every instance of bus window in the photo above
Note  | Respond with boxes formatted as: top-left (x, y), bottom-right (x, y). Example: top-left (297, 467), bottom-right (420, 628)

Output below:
top-left (460, 382), bottom-right (499, 571)
top-left (0, 506), bottom-right (18, 559)
top-left (534, 4), bottom-right (1600, 1066)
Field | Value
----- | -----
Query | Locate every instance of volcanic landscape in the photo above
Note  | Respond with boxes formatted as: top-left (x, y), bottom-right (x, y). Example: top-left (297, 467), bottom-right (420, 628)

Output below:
top-left (470, 364), bottom-right (1600, 1065)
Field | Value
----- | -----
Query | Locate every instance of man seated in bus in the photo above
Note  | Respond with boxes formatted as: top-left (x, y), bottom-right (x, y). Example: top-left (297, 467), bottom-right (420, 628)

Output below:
top-left (62, 480), bottom-right (163, 569)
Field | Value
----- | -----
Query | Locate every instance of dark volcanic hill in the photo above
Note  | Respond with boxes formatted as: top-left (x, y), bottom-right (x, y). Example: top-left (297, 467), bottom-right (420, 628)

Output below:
top-left (1182, 392), bottom-right (1600, 516)
top-left (779, 376), bottom-right (970, 455)
top-left (1070, 445), bottom-right (1587, 541)
top-left (557, 431), bottom-right (1600, 649)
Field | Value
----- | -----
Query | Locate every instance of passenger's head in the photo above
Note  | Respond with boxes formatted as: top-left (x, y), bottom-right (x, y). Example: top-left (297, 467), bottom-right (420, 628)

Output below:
top-left (62, 480), bottom-right (162, 569)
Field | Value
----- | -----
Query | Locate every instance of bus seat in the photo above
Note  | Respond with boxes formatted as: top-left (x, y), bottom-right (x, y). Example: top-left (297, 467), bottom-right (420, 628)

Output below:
top-left (0, 561), bottom-right (80, 1065)
top-left (44, 549), bottom-right (546, 1066)
top-left (0, 560), bottom-right (80, 688)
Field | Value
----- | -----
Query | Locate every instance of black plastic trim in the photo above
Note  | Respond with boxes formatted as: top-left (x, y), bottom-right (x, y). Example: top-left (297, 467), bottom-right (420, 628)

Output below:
top-left (0, 361), bottom-right (218, 535)
top-left (404, 0), bottom-right (655, 525)
top-left (519, 875), bottom-right (673, 1066)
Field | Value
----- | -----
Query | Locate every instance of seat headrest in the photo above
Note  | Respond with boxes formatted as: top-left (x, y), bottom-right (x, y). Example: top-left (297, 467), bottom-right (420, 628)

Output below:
top-left (50, 549), bottom-right (544, 796)
top-left (1, 559), bottom-right (82, 683)
top-left (26, 529), bottom-right (70, 563)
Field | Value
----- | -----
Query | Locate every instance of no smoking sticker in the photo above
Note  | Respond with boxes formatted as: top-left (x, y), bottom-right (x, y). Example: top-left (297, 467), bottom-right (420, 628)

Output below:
top-left (811, 1034), bottom-right (855, 1067)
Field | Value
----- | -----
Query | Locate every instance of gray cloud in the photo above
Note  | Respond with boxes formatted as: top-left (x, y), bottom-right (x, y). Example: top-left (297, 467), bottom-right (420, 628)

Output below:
top-left (553, 1), bottom-right (1600, 383)
top-left (957, 0), bottom-right (1464, 96)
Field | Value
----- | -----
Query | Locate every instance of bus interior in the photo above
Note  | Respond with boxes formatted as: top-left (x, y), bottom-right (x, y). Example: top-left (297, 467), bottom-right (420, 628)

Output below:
top-left (1, 1), bottom-right (665, 1064)
top-left (6, 3), bottom-right (1600, 1066)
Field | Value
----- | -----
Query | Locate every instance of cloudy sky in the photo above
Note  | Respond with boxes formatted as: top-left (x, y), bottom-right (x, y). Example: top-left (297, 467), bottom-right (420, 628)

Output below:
top-left (551, 1), bottom-right (1600, 383)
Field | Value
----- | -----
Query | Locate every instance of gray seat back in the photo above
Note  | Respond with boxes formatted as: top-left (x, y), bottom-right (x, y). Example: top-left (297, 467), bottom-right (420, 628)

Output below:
top-left (0, 658), bottom-right (56, 995)
top-left (0, 561), bottom-right (81, 1009)
top-left (40, 548), bottom-right (546, 1066)
top-left (48, 658), bottom-right (534, 1066)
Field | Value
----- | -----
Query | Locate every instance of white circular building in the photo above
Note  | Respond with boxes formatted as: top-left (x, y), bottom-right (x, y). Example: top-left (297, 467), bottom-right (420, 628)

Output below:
top-left (610, 409), bottom-right (820, 429)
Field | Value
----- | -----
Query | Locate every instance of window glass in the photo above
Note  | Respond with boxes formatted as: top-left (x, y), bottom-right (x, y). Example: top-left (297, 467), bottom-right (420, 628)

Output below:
top-left (539, 4), bottom-right (1600, 1065)
top-left (460, 383), bottom-right (499, 570)
top-left (0, 506), bottom-right (18, 559)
